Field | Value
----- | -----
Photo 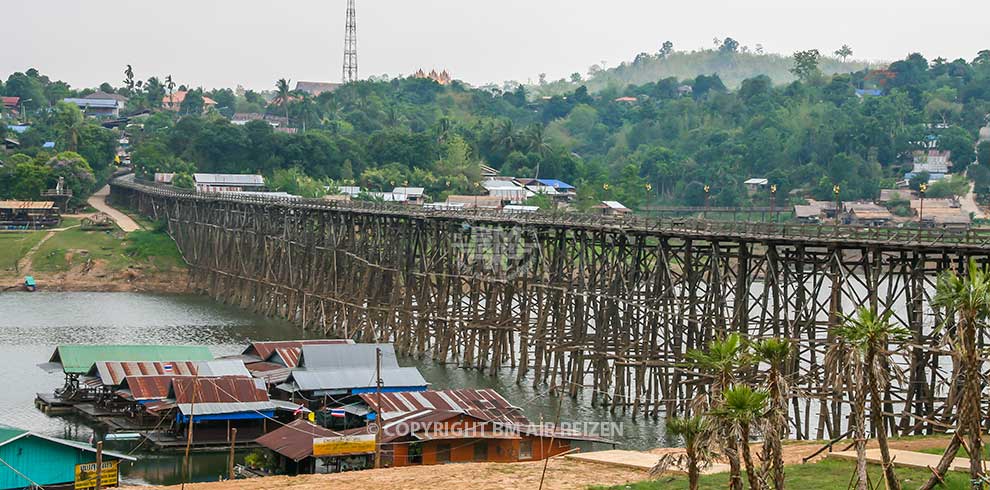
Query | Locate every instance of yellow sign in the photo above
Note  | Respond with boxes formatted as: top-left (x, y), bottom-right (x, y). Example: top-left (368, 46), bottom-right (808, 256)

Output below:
top-left (75, 461), bottom-right (118, 489)
top-left (313, 434), bottom-right (376, 457)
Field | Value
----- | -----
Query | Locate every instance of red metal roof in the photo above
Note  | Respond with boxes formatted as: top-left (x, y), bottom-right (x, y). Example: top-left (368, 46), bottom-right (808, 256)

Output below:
top-left (359, 389), bottom-right (529, 425)
top-left (246, 361), bottom-right (293, 384)
top-left (255, 419), bottom-right (343, 462)
top-left (1, 96), bottom-right (19, 107)
top-left (171, 377), bottom-right (269, 404)
top-left (243, 339), bottom-right (353, 366)
top-left (90, 361), bottom-right (200, 386)
top-left (117, 375), bottom-right (193, 401)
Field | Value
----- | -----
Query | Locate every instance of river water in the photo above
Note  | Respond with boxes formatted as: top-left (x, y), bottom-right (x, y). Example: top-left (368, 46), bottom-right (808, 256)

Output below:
top-left (0, 292), bottom-right (665, 485)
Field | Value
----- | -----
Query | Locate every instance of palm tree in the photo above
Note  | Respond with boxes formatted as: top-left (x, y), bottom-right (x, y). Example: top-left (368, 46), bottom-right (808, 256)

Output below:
top-left (752, 338), bottom-right (791, 490)
top-left (921, 258), bottom-right (990, 490)
top-left (273, 78), bottom-right (292, 123)
top-left (712, 385), bottom-right (769, 490)
top-left (686, 334), bottom-right (751, 490)
top-left (663, 416), bottom-right (714, 490)
top-left (165, 75), bottom-right (176, 107)
top-left (495, 119), bottom-right (517, 155)
top-left (828, 307), bottom-right (909, 490)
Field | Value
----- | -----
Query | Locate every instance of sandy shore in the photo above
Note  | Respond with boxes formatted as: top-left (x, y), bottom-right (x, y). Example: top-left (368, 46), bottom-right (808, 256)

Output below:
top-left (1, 268), bottom-right (191, 294)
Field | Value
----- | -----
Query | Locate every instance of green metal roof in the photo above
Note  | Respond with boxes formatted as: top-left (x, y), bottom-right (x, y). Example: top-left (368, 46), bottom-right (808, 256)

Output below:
top-left (0, 427), bottom-right (27, 446)
top-left (47, 345), bottom-right (214, 374)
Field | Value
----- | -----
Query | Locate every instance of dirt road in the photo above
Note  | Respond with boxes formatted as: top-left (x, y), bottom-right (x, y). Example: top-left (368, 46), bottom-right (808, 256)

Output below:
top-left (88, 184), bottom-right (141, 232)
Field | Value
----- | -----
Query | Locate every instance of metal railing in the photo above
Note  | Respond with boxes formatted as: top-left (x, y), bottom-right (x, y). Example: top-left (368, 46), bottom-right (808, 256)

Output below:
top-left (111, 175), bottom-right (990, 250)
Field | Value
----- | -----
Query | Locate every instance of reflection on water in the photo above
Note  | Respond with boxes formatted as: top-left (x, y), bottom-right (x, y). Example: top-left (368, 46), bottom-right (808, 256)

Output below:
top-left (0, 292), bottom-right (665, 485)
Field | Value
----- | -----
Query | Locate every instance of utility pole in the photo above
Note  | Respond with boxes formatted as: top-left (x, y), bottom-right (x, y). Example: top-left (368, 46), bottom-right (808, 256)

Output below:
top-left (228, 428), bottom-right (238, 480)
top-left (181, 378), bottom-right (199, 490)
top-left (95, 441), bottom-right (103, 490)
top-left (342, 0), bottom-right (358, 83)
top-left (919, 183), bottom-right (927, 227)
top-left (374, 346), bottom-right (384, 469)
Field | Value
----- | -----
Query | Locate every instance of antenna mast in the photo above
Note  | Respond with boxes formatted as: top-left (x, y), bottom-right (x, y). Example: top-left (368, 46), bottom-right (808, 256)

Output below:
top-left (342, 0), bottom-right (358, 83)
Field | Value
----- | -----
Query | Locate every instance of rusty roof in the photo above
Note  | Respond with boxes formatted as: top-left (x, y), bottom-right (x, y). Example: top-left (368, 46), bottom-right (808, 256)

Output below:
top-left (242, 339), bottom-right (354, 365)
top-left (0, 201), bottom-right (55, 210)
top-left (359, 389), bottom-right (529, 425)
top-left (88, 360), bottom-right (201, 386)
top-left (255, 419), bottom-right (343, 462)
top-left (171, 376), bottom-right (269, 404)
top-left (117, 375), bottom-right (193, 401)
top-left (246, 361), bottom-right (294, 384)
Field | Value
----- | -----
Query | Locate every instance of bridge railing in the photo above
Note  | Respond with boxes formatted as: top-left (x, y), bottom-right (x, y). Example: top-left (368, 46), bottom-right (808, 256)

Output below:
top-left (113, 176), bottom-right (990, 249)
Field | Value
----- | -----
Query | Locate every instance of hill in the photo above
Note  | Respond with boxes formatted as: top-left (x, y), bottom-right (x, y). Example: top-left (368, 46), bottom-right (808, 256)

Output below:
top-left (533, 48), bottom-right (873, 96)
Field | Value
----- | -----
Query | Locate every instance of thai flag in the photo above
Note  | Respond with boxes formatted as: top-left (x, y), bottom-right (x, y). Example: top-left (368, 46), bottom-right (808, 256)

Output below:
top-left (162, 363), bottom-right (174, 374)
top-left (293, 405), bottom-right (304, 416)
top-left (330, 409), bottom-right (346, 418)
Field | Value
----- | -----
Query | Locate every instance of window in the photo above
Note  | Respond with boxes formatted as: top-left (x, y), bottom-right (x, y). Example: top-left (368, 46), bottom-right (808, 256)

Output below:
top-left (408, 442), bottom-right (423, 465)
top-left (519, 439), bottom-right (533, 460)
top-left (473, 441), bottom-right (489, 461)
top-left (436, 443), bottom-right (451, 463)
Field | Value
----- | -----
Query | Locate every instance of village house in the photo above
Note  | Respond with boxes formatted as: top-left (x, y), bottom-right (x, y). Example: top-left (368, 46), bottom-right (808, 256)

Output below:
top-left (162, 91), bottom-right (218, 112)
top-left (843, 202), bottom-right (894, 227)
top-left (0, 200), bottom-right (60, 229)
top-left (193, 173), bottom-right (266, 193)
top-left (1, 96), bottom-right (19, 116)
top-left (274, 344), bottom-right (429, 409)
top-left (595, 201), bottom-right (632, 216)
top-left (905, 150), bottom-right (952, 181)
top-left (233, 339), bottom-right (356, 386)
top-left (0, 426), bottom-right (135, 490)
top-left (911, 198), bottom-right (971, 229)
top-left (743, 178), bottom-right (769, 195)
top-left (483, 179), bottom-right (533, 204)
top-left (446, 194), bottom-right (504, 210)
top-left (295, 81), bottom-right (341, 96)
top-left (878, 189), bottom-right (919, 203)
top-left (230, 112), bottom-right (289, 127)
top-left (391, 186), bottom-right (426, 204)
top-left (62, 96), bottom-right (122, 118)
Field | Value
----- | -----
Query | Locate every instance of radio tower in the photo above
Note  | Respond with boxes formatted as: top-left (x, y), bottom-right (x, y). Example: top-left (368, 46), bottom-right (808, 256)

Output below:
top-left (342, 0), bottom-right (358, 83)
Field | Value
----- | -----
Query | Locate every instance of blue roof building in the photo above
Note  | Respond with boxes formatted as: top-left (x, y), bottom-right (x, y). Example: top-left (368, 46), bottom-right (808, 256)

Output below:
top-left (0, 426), bottom-right (135, 490)
top-left (535, 179), bottom-right (576, 191)
top-left (855, 88), bottom-right (884, 97)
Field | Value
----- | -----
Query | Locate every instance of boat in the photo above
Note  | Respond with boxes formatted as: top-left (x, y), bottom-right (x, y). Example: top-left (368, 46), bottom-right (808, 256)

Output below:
top-left (23, 276), bottom-right (36, 292)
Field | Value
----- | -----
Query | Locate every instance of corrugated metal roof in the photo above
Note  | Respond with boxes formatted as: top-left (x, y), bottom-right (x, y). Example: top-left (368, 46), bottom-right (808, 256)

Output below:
top-left (117, 375), bottom-right (194, 401)
top-left (0, 428), bottom-right (136, 461)
top-left (246, 362), bottom-right (294, 385)
top-left (255, 419), bottom-right (343, 462)
top-left (360, 389), bottom-right (529, 425)
top-left (171, 376), bottom-right (269, 404)
top-left (297, 343), bottom-right (398, 370)
top-left (47, 345), bottom-right (214, 374)
top-left (196, 359), bottom-right (250, 377)
top-left (0, 201), bottom-right (55, 210)
top-left (242, 339), bottom-right (353, 364)
top-left (89, 360), bottom-right (200, 386)
top-left (283, 366), bottom-right (427, 392)
top-left (63, 97), bottom-right (120, 109)
top-left (193, 173), bottom-right (265, 186)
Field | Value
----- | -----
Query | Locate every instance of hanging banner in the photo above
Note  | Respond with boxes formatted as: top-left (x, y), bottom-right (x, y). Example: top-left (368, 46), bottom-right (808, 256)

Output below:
top-left (313, 434), bottom-right (376, 457)
top-left (75, 461), bottom-right (119, 489)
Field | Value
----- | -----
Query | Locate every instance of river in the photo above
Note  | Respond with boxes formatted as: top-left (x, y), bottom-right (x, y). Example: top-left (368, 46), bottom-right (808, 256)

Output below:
top-left (0, 292), bottom-right (665, 485)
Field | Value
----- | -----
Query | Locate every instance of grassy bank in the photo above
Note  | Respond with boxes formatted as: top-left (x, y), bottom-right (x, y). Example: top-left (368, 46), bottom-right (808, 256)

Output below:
top-left (593, 459), bottom-right (971, 490)
top-left (0, 231), bottom-right (47, 273)
top-left (32, 226), bottom-right (184, 273)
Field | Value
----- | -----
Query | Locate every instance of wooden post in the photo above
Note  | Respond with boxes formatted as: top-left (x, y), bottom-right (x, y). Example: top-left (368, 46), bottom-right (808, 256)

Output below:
top-left (228, 428), bottom-right (238, 480)
top-left (374, 347), bottom-right (383, 469)
top-left (181, 378), bottom-right (198, 490)
top-left (95, 441), bottom-right (103, 490)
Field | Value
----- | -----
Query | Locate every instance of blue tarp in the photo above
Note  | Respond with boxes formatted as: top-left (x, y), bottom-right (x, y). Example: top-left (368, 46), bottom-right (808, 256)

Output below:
top-left (6, 125), bottom-right (29, 134)
top-left (536, 179), bottom-right (575, 190)
top-left (350, 385), bottom-right (428, 395)
top-left (176, 410), bottom-right (274, 423)
top-left (42, 142), bottom-right (55, 149)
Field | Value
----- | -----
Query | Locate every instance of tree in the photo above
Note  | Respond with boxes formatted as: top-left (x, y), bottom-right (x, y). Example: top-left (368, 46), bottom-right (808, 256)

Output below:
top-left (719, 37), bottom-right (739, 54)
top-left (828, 307), bottom-right (908, 490)
top-left (165, 75), bottom-right (176, 104)
top-left (659, 40), bottom-right (674, 58)
top-left (172, 172), bottom-right (194, 189)
top-left (711, 386), bottom-right (769, 490)
top-left (790, 50), bottom-right (822, 81)
top-left (752, 338), bottom-right (790, 490)
top-left (123, 64), bottom-right (135, 93)
top-left (662, 416), bottom-right (713, 490)
top-left (978, 141), bottom-right (990, 167)
top-left (686, 334), bottom-right (751, 490)
top-left (273, 78), bottom-right (292, 123)
top-left (46, 152), bottom-right (96, 207)
top-left (921, 258), bottom-right (990, 490)
top-left (179, 89), bottom-right (205, 115)
top-left (834, 44), bottom-right (854, 61)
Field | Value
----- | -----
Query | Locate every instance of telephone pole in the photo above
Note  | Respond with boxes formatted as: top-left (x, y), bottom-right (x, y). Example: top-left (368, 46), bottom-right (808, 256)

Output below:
top-left (342, 0), bottom-right (358, 83)
top-left (374, 346), bottom-right (383, 468)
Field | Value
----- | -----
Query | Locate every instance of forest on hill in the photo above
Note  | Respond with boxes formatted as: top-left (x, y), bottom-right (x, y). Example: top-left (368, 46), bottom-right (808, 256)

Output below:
top-left (3, 47), bottom-right (990, 211)
top-left (530, 38), bottom-right (871, 96)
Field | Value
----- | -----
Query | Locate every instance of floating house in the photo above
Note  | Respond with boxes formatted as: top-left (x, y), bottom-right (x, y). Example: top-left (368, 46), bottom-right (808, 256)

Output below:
top-left (0, 426), bottom-right (135, 490)
top-left (39, 345), bottom-right (214, 404)
top-left (276, 344), bottom-right (428, 405)
top-left (255, 419), bottom-right (354, 475)
top-left (85, 359), bottom-right (250, 412)
top-left (232, 339), bottom-right (355, 385)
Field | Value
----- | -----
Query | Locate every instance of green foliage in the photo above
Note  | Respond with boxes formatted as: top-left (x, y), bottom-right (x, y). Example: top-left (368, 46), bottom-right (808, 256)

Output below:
top-left (124, 230), bottom-right (183, 262)
top-left (269, 167), bottom-right (329, 198)
top-left (46, 151), bottom-right (96, 206)
top-left (172, 172), bottom-right (194, 189)
top-left (885, 196), bottom-right (914, 217)
top-left (925, 174), bottom-right (970, 198)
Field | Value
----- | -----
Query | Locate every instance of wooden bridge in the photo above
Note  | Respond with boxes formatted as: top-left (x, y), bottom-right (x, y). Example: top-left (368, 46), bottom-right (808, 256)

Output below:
top-left (110, 175), bottom-right (989, 441)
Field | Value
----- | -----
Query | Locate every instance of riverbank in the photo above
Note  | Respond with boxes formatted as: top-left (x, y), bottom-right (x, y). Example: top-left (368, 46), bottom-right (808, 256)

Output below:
top-left (0, 267), bottom-right (190, 293)
top-left (119, 436), bottom-right (958, 490)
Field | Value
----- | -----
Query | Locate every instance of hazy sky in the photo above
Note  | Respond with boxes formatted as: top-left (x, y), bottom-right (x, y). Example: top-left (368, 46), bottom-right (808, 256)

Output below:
top-left (2, 0), bottom-right (986, 91)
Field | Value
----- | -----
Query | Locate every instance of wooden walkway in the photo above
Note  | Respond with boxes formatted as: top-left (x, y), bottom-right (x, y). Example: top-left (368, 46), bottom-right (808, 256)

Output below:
top-left (566, 450), bottom-right (730, 474)
top-left (829, 449), bottom-right (971, 472)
